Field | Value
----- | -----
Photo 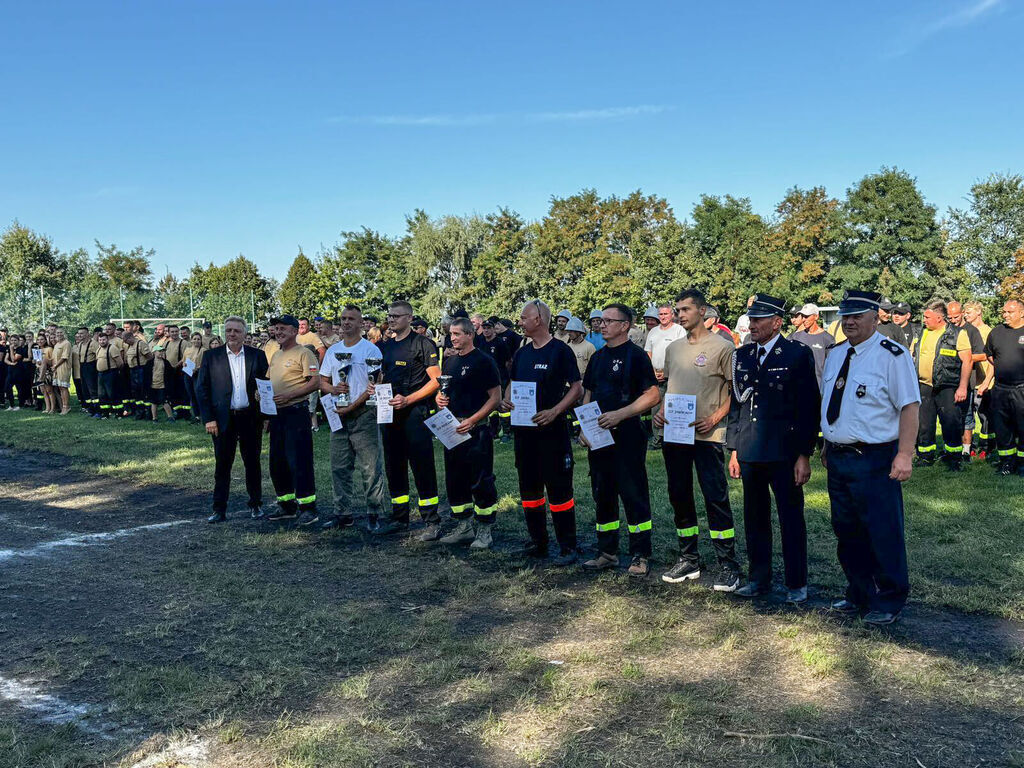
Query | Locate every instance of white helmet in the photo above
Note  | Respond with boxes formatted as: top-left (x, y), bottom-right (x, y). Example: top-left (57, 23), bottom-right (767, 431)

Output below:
top-left (566, 317), bottom-right (586, 333)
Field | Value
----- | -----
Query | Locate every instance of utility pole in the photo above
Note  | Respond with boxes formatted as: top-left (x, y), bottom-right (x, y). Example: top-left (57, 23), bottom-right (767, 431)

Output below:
top-left (119, 287), bottom-right (125, 323)
top-left (250, 290), bottom-right (256, 329)
top-left (40, 286), bottom-right (45, 326)
top-left (189, 286), bottom-right (195, 329)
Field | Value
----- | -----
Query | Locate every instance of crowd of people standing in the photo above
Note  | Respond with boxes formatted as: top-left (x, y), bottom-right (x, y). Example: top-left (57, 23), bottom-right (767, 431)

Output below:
top-left (3, 291), bottom-right (1022, 628)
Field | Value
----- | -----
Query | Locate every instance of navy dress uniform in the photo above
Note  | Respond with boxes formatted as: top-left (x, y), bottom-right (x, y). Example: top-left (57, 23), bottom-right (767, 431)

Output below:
top-left (726, 294), bottom-right (820, 601)
top-left (821, 291), bottom-right (921, 625)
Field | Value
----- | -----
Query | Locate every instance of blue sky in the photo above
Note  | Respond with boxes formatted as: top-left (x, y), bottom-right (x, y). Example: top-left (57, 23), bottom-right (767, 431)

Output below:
top-left (2, 0), bottom-right (1021, 281)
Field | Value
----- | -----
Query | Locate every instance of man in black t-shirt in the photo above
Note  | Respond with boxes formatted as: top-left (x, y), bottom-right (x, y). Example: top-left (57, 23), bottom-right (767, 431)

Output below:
top-left (436, 318), bottom-right (502, 549)
top-left (501, 299), bottom-right (583, 565)
top-left (981, 300), bottom-right (1024, 476)
top-left (479, 318), bottom-right (511, 441)
top-left (579, 303), bottom-right (661, 577)
top-left (374, 300), bottom-right (443, 538)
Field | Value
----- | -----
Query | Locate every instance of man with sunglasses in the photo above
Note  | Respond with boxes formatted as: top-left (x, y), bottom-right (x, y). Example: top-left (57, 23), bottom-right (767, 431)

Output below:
top-left (373, 300), bottom-right (443, 539)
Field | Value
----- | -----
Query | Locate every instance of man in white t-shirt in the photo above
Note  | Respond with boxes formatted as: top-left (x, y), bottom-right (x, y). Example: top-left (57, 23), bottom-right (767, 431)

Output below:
top-left (644, 303), bottom-right (687, 447)
top-left (319, 304), bottom-right (386, 531)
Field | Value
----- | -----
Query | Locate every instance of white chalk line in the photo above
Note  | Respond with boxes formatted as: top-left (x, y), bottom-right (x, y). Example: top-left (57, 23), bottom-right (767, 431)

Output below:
top-left (0, 520), bottom-right (192, 563)
top-left (0, 674), bottom-right (111, 736)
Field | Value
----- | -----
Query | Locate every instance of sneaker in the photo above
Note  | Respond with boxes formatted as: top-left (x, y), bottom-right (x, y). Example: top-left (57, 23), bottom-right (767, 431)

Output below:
top-left (551, 548), bottom-right (578, 567)
top-left (862, 610), bottom-right (901, 627)
top-left (912, 455), bottom-right (934, 467)
top-left (417, 524), bottom-right (441, 542)
top-left (517, 540), bottom-right (549, 558)
top-left (627, 556), bottom-right (650, 578)
top-left (997, 460), bottom-right (1013, 476)
top-left (439, 519), bottom-right (476, 545)
top-left (734, 582), bottom-right (770, 598)
top-left (830, 599), bottom-right (860, 616)
top-left (206, 511), bottom-right (227, 524)
top-left (469, 526), bottom-right (493, 550)
top-left (583, 552), bottom-right (619, 571)
top-left (321, 515), bottom-right (353, 530)
top-left (366, 514), bottom-right (381, 532)
top-left (786, 586), bottom-right (808, 604)
top-left (296, 511), bottom-right (320, 527)
top-left (374, 520), bottom-right (410, 536)
top-left (713, 566), bottom-right (741, 592)
top-left (249, 505), bottom-right (266, 520)
top-left (662, 558), bottom-right (701, 584)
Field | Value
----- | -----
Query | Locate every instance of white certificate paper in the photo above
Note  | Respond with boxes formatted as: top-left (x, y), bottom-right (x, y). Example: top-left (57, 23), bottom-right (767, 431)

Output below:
top-left (32, 348), bottom-right (43, 362)
top-left (509, 381), bottom-right (537, 427)
top-left (182, 357), bottom-right (196, 377)
top-left (574, 401), bottom-right (615, 450)
top-left (321, 394), bottom-right (344, 432)
top-left (256, 378), bottom-right (277, 416)
top-left (664, 394), bottom-right (697, 445)
top-left (424, 408), bottom-right (471, 450)
top-left (375, 383), bottom-right (394, 424)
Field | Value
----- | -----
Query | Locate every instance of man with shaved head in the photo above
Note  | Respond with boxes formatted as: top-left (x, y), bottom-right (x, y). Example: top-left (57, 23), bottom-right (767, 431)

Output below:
top-left (947, 300), bottom-right (988, 458)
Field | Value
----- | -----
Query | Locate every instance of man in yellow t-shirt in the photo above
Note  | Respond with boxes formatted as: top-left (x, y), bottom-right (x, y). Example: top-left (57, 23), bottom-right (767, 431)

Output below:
top-left (913, 300), bottom-right (972, 470)
top-left (264, 315), bottom-right (322, 526)
top-left (654, 289), bottom-right (740, 590)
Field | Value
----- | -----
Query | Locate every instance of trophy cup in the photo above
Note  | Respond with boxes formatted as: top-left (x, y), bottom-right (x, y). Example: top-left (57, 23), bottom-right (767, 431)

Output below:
top-left (334, 352), bottom-right (353, 407)
top-left (365, 355), bottom-right (383, 404)
top-left (438, 375), bottom-right (453, 396)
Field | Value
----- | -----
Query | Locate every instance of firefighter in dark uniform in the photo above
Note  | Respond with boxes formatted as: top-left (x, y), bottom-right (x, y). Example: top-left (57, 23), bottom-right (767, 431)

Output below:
top-left (76, 327), bottom-right (99, 415)
top-left (436, 317), bottom-right (502, 549)
top-left (579, 303), bottom-right (661, 577)
top-left (372, 300), bottom-right (443, 539)
top-left (821, 291), bottom-right (920, 626)
top-left (912, 300), bottom-right (972, 470)
top-left (500, 299), bottom-right (583, 566)
top-left (478, 318), bottom-right (511, 441)
top-left (727, 294), bottom-right (820, 603)
top-left (981, 299), bottom-right (1024, 476)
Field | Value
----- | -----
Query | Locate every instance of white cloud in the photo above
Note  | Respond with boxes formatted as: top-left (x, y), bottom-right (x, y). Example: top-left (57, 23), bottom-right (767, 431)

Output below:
top-left (889, 0), bottom-right (1005, 56)
top-left (327, 105), bottom-right (669, 127)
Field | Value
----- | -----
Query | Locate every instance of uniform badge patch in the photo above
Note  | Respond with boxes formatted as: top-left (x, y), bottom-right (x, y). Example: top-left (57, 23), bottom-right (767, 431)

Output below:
top-left (612, 360), bottom-right (621, 372)
top-left (694, 353), bottom-right (707, 367)
top-left (856, 384), bottom-right (866, 398)
top-left (1018, 335), bottom-right (1024, 345)
top-left (836, 377), bottom-right (845, 390)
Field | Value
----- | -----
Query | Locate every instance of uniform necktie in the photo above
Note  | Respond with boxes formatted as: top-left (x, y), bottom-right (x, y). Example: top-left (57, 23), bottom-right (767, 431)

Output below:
top-left (756, 346), bottom-right (767, 368)
top-left (826, 347), bottom-right (855, 425)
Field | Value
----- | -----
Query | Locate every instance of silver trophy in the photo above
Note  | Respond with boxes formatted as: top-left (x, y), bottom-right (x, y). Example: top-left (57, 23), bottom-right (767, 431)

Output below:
top-left (438, 375), bottom-right (453, 397)
top-left (365, 356), bottom-right (383, 404)
top-left (334, 352), bottom-right (353, 407)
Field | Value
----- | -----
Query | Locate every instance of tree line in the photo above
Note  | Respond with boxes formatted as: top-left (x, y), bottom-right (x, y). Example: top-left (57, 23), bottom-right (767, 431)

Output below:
top-left (3, 168), bottom-right (1022, 331)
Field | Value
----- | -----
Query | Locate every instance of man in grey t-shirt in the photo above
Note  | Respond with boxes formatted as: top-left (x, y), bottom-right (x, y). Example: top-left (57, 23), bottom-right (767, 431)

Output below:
top-left (788, 303), bottom-right (835, 388)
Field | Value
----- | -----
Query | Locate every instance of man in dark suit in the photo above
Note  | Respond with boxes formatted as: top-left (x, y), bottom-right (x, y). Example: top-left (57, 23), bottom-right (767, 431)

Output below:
top-left (726, 294), bottom-right (820, 603)
top-left (196, 315), bottom-right (269, 523)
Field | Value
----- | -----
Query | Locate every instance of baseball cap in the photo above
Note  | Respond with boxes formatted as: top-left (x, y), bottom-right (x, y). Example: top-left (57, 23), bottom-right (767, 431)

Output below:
top-left (893, 302), bottom-right (912, 315)
top-left (270, 314), bottom-right (300, 328)
top-left (796, 303), bottom-right (820, 316)
top-left (411, 316), bottom-right (428, 329)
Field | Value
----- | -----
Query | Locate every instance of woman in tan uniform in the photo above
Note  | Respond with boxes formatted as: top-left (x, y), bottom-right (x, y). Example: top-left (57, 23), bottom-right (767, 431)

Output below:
top-left (51, 328), bottom-right (73, 415)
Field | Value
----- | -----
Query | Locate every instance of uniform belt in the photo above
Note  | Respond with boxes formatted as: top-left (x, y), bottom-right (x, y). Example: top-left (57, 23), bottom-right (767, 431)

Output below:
top-left (825, 440), bottom-right (897, 454)
top-left (230, 406), bottom-right (252, 414)
top-left (274, 403), bottom-right (307, 413)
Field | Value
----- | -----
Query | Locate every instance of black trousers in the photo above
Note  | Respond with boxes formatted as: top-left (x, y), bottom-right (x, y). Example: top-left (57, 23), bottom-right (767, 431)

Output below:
top-left (81, 361), bottom-right (98, 412)
top-left (97, 370), bottom-right (118, 413)
top-left (514, 422), bottom-right (577, 552)
top-left (129, 366), bottom-right (147, 412)
top-left (0, 364), bottom-right (6, 407)
top-left (212, 407), bottom-right (264, 513)
top-left (268, 404), bottom-right (316, 510)
top-left (917, 383), bottom-right (967, 461)
top-left (183, 373), bottom-right (199, 419)
top-left (444, 423), bottom-right (498, 524)
top-left (991, 383), bottom-right (1024, 461)
top-left (739, 459), bottom-right (807, 590)
top-left (663, 440), bottom-right (738, 568)
top-left (976, 389), bottom-right (993, 447)
top-left (589, 423), bottom-right (652, 557)
top-left (381, 402), bottom-right (439, 524)
top-left (6, 366), bottom-right (24, 406)
top-left (827, 441), bottom-right (908, 613)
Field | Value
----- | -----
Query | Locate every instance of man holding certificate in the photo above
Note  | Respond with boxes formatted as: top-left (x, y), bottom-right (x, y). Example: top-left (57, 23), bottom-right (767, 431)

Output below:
top-left (501, 299), bottom-right (583, 566)
top-left (579, 304), bottom-right (660, 577)
top-left (372, 300), bottom-right (443, 540)
top-left (654, 289), bottom-right (741, 591)
top-left (435, 317), bottom-right (502, 550)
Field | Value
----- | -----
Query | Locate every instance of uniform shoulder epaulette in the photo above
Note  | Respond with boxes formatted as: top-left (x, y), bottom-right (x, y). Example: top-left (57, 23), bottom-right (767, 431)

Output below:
top-left (825, 341), bottom-right (843, 350)
top-left (879, 339), bottom-right (903, 355)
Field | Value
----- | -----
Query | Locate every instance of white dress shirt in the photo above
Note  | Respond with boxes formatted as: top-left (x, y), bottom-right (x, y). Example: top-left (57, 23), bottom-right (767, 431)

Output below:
top-left (227, 346), bottom-right (249, 409)
top-left (756, 332), bottom-right (781, 361)
top-left (819, 332), bottom-right (919, 444)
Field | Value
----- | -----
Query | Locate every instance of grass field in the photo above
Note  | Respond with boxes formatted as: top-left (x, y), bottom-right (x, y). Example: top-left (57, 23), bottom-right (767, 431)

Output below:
top-left (0, 406), bottom-right (1022, 767)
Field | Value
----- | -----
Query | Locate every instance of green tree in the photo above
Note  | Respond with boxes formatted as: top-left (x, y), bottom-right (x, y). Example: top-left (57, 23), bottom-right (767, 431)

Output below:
top-left (93, 241), bottom-right (154, 291)
top-left (406, 212), bottom-right (489, 319)
top-left (0, 221), bottom-right (68, 328)
top-left (277, 251), bottom-right (318, 319)
top-left (308, 228), bottom-right (410, 318)
top-left (947, 173), bottom-right (1024, 295)
top-left (187, 255), bottom-right (276, 327)
top-left (765, 186), bottom-right (846, 305)
top-left (839, 168), bottom-right (954, 306)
